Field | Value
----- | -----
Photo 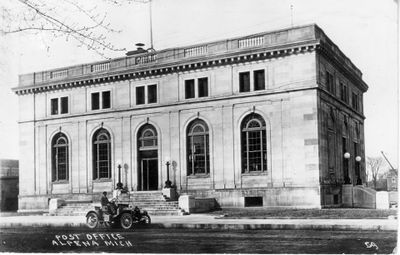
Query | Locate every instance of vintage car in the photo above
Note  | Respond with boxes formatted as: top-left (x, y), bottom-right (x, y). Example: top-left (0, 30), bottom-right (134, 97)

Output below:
top-left (86, 203), bottom-right (151, 229)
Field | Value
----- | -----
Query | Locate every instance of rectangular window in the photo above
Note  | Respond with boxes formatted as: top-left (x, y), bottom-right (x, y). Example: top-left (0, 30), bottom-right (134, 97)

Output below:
top-left (325, 71), bottom-right (330, 92)
top-left (342, 137), bottom-right (347, 153)
top-left (253, 70), bottom-right (265, 91)
top-left (326, 71), bottom-right (335, 94)
top-left (147, 84), bottom-right (157, 103)
top-left (340, 83), bottom-right (345, 101)
top-left (244, 197), bottom-right (263, 207)
top-left (91, 92), bottom-right (100, 110)
top-left (198, 77), bottom-right (208, 97)
top-left (60, 96), bottom-right (68, 114)
top-left (102, 91), bottom-right (111, 109)
top-left (340, 83), bottom-right (349, 103)
top-left (136, 87), bottom-right (145, 105)
top-left (239, 72), bottom-right (250, 92)
top-left (328, 132), bottom-right (335, 171)
top-left (185, 79), bottom-right (195, 99)
top-left (352, 92), bottom-right (359, 111)
top-left (51, 98), bottom-right (59, 115)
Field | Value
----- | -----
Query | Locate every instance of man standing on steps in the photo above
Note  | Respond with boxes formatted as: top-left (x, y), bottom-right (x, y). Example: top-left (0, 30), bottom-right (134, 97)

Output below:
top-left (112, 182), bottom-right (124, 203)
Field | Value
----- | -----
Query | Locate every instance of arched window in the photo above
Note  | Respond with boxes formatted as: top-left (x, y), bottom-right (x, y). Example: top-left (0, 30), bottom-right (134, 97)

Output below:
top-left (93, 128), bottom-right (111, 179)
top-left (138, 124), bottom-right (158, 151)
top-left (187, 119), bottom-right (210, 175)
top-left (241, 114), bottom-right (267, 173)
top-left (52, 133), bottom-right (69, 182)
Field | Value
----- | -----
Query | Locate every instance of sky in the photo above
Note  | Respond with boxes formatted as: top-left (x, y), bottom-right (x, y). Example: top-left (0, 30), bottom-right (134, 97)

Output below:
top-left (0, 0), bottom-right (398, 169)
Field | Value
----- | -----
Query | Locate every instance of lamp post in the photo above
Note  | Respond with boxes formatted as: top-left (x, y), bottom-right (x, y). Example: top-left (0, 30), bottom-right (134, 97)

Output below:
top-left (116, 161), bottom-right (123, 189)
top-left (343, 152), bottom-right (351, 184)
top-left (164, 157), bottom-right (172, 188)
top-left (355, 156), bottom-right (362, 185)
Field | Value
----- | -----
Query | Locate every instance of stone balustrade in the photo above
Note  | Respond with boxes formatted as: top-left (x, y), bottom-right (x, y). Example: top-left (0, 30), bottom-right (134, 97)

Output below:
top-left (238, 36), bottom-right (264, 48)
top-left (184, 45), bottom-right (208, 57)
top-left (17, 24), bottom-right (363, 88)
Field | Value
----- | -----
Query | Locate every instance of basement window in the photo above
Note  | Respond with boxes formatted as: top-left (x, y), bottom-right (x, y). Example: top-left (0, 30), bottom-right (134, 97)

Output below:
top-left (244, 196), bottom-right (263, 207)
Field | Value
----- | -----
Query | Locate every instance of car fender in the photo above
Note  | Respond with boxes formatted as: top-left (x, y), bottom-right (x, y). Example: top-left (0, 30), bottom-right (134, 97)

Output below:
top-left (86, 210), bottom-right (100, 218)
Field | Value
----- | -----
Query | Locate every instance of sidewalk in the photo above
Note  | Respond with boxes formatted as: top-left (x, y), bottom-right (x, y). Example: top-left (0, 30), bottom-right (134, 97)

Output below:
top-left (0, 214), bottom-right (397, 231)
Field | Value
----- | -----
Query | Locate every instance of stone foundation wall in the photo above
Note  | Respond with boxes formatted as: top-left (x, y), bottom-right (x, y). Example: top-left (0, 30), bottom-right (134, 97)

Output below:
top-left (184, 187), bottom-right (321, 208)
top-left (18, 195), bottom-right (50, 211)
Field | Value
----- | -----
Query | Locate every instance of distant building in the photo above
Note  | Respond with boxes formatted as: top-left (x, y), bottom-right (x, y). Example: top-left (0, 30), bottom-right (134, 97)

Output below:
top-left (0, 159), bottom-right (19, 211)
top-left (14, 24), bottom-right (368, 211)
top-left (387, 169), bottom-right (398, 191)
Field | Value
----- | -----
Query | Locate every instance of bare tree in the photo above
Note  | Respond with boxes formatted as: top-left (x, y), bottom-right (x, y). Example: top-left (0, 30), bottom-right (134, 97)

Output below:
top-left (1, 0), bottom-right (137, 57)
top-left (366, 156), bottom-right (385, 190)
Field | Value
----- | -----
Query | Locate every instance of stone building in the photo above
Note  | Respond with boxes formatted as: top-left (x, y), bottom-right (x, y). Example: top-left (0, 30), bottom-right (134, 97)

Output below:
top-left (0, 159), bottom-right (19, 211)
top-left (14, 24), bottom-right (368, 211)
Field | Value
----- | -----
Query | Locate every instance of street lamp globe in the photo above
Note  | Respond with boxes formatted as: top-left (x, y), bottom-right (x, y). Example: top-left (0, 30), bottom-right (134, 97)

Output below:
top-left (344, 152), bottom-right (351, 159)
top-left (355, 156), bottom-right (362, 162)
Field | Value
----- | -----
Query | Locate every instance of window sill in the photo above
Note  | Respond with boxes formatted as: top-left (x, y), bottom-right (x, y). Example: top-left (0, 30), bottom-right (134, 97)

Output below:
top-left (90, 107), bottom-right (112, 112)
top-left (241, 171), bottom-right (268, 176)
top-left (187, 174), bottom-right (210, 179)
top-left (52, 181), bottom-right (69, 184)
top-left (184, 97), bottom-right (209, 101)
top-left (93, 179), bottom-right (112, 183)
top-left (49, 113), bottom-right (70, 117)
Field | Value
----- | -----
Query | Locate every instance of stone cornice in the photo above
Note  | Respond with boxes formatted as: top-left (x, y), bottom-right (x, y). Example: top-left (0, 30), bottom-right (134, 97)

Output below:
top-left (14, 24), bottom-right (368, 96)
top-left (317, 41), bottom-right (368, 93)
top-left (14, 42), bottom-right (319, 95)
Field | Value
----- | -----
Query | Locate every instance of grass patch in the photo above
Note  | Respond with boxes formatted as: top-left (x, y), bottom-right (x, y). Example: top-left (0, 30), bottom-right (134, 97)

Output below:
top-left (209, 208), bottom-right (398, 219)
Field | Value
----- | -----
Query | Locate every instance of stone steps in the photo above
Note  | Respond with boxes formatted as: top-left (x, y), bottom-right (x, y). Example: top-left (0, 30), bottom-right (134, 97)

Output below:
top-left (50, 191), bottom-right (183, 216)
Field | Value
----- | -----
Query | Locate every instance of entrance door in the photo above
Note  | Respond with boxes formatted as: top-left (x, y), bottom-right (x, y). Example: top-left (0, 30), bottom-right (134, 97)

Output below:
top-left (140, 158), bottom-right (158, 191)
top-left (137, 124), bottom-right (158, 191)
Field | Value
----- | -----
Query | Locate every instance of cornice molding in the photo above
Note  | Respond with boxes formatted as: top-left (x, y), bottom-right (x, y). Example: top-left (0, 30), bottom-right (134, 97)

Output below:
top-left (317, 41), bottom-right (368, 93)
top-left (14, 43), bottom-right (319, 95)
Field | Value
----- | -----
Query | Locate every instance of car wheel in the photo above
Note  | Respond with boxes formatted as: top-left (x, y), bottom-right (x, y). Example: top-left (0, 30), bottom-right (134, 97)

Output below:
top-left (120, 213), bottom-right (133, 229)
top-left (86, 212), bottom-right (99, 229)
top-left (142, 215), bottom-right (151, 224)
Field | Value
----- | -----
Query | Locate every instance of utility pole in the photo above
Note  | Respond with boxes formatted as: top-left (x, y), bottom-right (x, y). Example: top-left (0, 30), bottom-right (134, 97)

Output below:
top-left (381, 151), bottom-right (396, 171)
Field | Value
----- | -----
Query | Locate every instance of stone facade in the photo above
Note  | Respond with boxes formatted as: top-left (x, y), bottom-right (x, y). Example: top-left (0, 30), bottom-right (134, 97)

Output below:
top-left (14, 24), bottom-right (368, 211)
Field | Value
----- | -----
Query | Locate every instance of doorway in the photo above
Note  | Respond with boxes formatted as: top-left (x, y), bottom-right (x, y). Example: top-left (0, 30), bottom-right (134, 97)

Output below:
top-left (139, 158), bottom-right (158, 191)
top-left (137, 124), bottom-right (159, 191)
